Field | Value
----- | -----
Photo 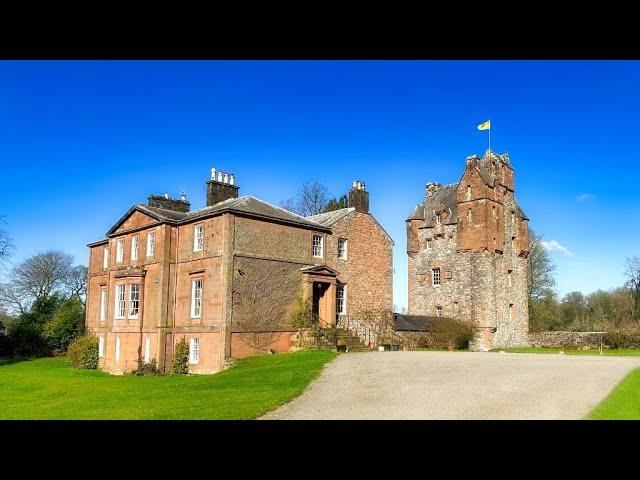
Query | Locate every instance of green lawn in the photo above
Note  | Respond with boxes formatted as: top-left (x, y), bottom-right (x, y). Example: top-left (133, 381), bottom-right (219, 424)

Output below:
top-left (491, 347), bottom-right (640, 356)
top-left (0, 350), bottom-right (337, 420)
top-left (587, 368), bottom-right (640, 419)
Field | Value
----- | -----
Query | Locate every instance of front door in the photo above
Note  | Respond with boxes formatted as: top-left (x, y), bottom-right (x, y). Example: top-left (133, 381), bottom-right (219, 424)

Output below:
top-left (312, 281), bottom-right (329, 324)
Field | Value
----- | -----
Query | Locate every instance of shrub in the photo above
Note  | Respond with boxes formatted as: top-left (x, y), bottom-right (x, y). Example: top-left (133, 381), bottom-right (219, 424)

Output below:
top-left (132, 359), bottom-right (159, 376)
top-left (67, 335), bottom-right (99, 369)
top-left (43, 297), bottom-right (84, 353)
top-left (603, 328), bottom-right (640, 349)
top-left (169, 337), bottom-right (189, 375)
top-left (290, 297), bottom-right (335, 349)
top-left (393, 318), bottom-right (476, 351)
top-left (0, 333), bottom-right (15, 357)
top-left (7, 318), bottom-right (50, 357)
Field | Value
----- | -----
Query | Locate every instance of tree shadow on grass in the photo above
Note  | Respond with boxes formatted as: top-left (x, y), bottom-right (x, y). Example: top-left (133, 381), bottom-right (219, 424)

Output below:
top-left (0, 357), bottom-right (39, 367)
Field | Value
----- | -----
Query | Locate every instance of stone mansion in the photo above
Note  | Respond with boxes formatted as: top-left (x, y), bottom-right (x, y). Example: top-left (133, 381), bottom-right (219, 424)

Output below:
top-left (86, 169), bottom-right (393, 374)
top-left (406, 150), bottom-right (530, 351)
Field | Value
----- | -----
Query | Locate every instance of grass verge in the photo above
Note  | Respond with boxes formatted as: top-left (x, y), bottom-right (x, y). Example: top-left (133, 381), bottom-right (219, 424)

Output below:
top-left (0, 349), bottom-right (337, 420)
top-left (587, 368), bottom-right (640, 419)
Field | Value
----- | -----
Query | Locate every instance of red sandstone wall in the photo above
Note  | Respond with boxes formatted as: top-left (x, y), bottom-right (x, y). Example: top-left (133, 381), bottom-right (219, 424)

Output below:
top-left (324, 211), bottom-right (393, 316)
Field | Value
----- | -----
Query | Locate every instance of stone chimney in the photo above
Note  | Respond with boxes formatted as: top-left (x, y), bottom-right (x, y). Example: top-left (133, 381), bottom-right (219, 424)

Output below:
top-left (348, 180), bottom-right (369, 213)
top-left (206, 167), bottom-right (239, 206)
top-left (147, 193), bottom-right (190, 212)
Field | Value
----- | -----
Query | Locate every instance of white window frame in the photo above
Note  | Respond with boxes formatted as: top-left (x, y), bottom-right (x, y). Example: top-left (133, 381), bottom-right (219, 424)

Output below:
top-left (147, 231), bottom-right (155, 257)
top-left (116, 238), bottom-right (124, 263)
top-left (115, 284), bottom-right (126, 319)
top-left (466, 185), bottom-right (472, 201)
top-left (99, 289), bottom-right (107, 322)
top-left (436, 306), bottom-right (443, 317)
top-left (508, 270), bottom-right (513, 288)
top-left (144, 335), bottom-right (150, 364)
top-left (189, 338), bottom-right (200, 364)
top-left (191, 279), bottom-right (203, 319)
top-left (312, 234), bottom-right (323, 258)
top-left (432, 268), bottom-right (441, 286)
top-left (426, 239), bottom-right (432, 251)
top-left (129, 284), bottom-right (140, 318)
top-left (103, 246), bottom-right (109, 269)
top-left (193, 224), bottom-right (204, 252)
top-left (337, 238), bottom-right (347, 260)
top-left (115, 337), bottom-right (121, 362)
top-left (131, 235), bottom-right (139, 261)
top-left (98, 336), bottom-right (105, 358)
top-left (336, 284), bottom-right (347, 315)
top-left (435, 213), bottom-right (442, 225)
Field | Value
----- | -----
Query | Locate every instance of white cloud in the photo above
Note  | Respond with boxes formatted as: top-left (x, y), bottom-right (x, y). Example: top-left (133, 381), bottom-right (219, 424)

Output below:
top-left (541, 240), bottom-right (573, 256)
top-left (576, 193), bottom-right (595, 202)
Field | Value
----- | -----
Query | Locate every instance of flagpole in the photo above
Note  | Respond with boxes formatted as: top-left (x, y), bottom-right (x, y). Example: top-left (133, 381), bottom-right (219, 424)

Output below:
top-left (488, 117), bottom-right (491, 153)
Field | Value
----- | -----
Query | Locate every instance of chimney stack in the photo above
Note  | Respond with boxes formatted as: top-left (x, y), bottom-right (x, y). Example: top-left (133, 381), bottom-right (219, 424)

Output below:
top-left (348, 179), bottom-right (369, 213)
top-left (148, 193), bottom-right (190, 213)
top-left (206, 167), bottom-right (239, 206)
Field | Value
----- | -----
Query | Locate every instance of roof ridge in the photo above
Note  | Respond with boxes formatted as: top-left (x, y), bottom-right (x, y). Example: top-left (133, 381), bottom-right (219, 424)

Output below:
top-left (245, 195), bottom-right (327, 227)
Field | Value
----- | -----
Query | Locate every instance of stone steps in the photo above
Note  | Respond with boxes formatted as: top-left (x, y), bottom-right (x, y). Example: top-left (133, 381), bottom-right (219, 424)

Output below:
top-left (335, 328), bottom-right (372, 352)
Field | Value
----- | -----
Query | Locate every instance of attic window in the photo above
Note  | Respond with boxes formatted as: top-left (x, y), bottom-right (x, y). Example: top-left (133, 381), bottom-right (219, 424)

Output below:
top-left (466, 185), bottom-right (472, 201)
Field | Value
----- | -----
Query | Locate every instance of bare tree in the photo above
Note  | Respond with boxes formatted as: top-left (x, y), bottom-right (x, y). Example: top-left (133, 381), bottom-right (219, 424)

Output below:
top-left (232, 258), bottom-right (300, 353)
top-left (624, 256), bottom-right (640, 322)
top-left (0, 215), bottom-right (12, 271)
top-left (0, 250), bottom-right (73, 314)
top-left (65, 265), bottom-right (88, 307)
top-left (527, 231), bottom-right (556, 303)
top-left (281, 180), bottom-right (330, 216)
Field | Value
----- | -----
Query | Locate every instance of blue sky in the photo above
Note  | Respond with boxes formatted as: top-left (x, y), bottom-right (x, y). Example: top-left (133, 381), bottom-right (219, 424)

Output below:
top-left (1, 60), bottom-right (639, 309)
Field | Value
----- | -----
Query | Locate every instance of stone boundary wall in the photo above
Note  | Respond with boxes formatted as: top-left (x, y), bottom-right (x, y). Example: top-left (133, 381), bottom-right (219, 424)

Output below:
top-left (528, 331), bottom-right (605, 349)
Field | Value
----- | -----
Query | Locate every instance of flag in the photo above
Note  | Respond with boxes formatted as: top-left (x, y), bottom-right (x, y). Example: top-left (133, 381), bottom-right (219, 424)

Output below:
top-left (477, 120), bottom-right (491, 131)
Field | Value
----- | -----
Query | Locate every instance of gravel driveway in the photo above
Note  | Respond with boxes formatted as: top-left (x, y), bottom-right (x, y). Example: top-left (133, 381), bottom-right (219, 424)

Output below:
top-left (262, 351), bottom-right (640, 420)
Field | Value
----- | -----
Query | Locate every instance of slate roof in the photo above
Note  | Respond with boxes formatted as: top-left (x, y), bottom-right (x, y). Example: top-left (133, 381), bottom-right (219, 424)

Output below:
top-left (98, 195), bottom-right (330, 242)
top-left (418, 183), bottom-right (459, 227)
top-left (306, 207), bottom-right (356, 226)
top-left (394, 314), bottom-right (447, 332)
top-left (307, 207), bottom-right (394, 245)
top-left (183, 196), bottom-right (329, 231)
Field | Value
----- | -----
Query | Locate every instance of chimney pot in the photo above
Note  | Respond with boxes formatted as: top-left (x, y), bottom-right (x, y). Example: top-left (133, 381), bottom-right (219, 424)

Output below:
top-left (348, 179), bottom-right (369, 213)
top-left (206, 168), bottom-right (239, 206)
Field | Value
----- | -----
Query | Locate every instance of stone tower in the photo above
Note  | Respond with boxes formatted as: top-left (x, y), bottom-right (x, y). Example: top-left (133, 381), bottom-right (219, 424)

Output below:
top-left (406, 150), bottom-right (530, 351)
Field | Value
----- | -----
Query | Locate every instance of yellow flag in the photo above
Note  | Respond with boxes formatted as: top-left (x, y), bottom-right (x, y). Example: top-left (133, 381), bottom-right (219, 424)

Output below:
top-left (477, 120), bottom-right (491, 130)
